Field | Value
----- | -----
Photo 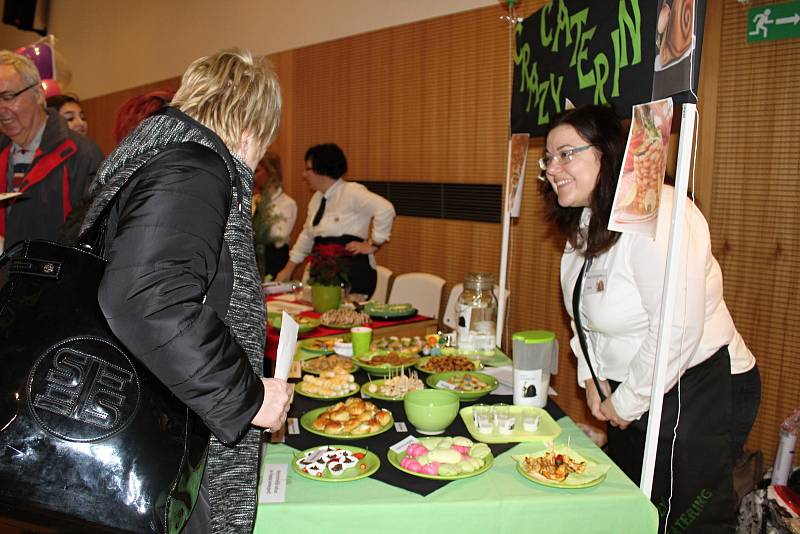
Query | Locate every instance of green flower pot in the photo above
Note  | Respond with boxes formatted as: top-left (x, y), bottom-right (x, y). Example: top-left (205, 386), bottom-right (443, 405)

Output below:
top-left (311, 284), bottom-right (341, 313)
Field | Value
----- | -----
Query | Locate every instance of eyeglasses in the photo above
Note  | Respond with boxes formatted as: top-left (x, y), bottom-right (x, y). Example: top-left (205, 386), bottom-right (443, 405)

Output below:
top-left (0, 83), bottom-right (38, 104)
top-left (538, 145), bottom-right (594, 173)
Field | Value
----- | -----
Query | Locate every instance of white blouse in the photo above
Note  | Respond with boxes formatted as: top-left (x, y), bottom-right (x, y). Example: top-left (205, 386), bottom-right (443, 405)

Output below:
top-left (269, 188), bottom-right (297, 248)
top-left (289, 179), bottom-right (396, 267)
top-left (561, 186), bottom-right (755, 421)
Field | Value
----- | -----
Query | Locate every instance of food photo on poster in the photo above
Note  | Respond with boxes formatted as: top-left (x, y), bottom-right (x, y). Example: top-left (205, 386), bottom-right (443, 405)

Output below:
top-left (608, 98), bottom-right (674, 238)
top-left (651, 0), bottom-right (705, 100)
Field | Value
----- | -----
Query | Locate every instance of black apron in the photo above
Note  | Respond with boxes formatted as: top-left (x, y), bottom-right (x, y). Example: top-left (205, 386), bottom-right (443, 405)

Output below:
top-left (313, 234), bottom-right (376, 297)
top-left (607, 346), bottom-right (735, 533)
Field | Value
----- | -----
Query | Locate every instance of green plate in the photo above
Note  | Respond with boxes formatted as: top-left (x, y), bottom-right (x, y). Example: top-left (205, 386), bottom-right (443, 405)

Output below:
top-left (363, 302), bottom-right (418, 320)
top-left (426, 371), bottom-right (499, 401)
top-left (359, 379), bottom-right (424, 401)
top-left (353, 353), bottom-right (421, 377)
top-left (439, 347), bottom-right (512, 367)
top-left (300, 355), bottom-right (358, 375)
top-left (294, 381), bottom-right (359, 400)
top-left (387, 447), bottom-right (494, 481)
top-left (298, 336), bottom-right (350, 355)
top-left (268, 313), bottom-right (320, 334)
top-left (459, 405), bottom-right (562, 444)
top-left (291, 445), bottom-right (380, 482)
top-left (514, 448), bottom-right (609, 489)
top-left (415, 356), bottom-right (484, 374)
top-left (299, 405), bottom-right (394, 440)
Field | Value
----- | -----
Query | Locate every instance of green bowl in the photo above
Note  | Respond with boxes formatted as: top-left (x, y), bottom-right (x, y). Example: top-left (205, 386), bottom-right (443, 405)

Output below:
top-left (403, 389), bottom-right (459, 435)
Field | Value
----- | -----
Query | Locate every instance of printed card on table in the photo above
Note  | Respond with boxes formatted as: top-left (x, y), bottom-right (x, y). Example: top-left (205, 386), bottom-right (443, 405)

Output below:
top-left (608, 98), bottom-right (674, 239)
top-left (258, 464), bottom-right (288, 504)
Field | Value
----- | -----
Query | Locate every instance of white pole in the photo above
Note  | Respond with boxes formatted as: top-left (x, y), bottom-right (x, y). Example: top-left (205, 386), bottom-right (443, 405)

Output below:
top-left (640, 103), bottom-right (697, 497)
top-left (496, 140), bottom-right (514, 348)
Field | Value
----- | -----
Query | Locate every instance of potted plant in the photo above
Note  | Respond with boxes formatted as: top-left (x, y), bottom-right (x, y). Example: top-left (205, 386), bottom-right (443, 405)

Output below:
top-left (308, 244), bottom-right (350, 312)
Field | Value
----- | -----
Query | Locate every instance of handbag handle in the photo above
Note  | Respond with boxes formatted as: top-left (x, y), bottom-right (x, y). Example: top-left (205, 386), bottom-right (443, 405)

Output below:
top-left (572, 256), bottom-right (607, 402)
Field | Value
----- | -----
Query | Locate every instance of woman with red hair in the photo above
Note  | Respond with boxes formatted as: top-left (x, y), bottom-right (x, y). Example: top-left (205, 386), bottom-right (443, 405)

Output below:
top-left (113, 89), bottom-right (175, 143)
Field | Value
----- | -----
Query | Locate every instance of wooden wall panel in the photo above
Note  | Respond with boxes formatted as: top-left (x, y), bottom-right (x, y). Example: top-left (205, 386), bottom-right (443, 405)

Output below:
top-left (80, 0), bottom-right (796, 465)
top-left (282, 3), bottom-right (589, 423)
top-left (81, 78), bottom-right (180, 155)
top-left (705, 0), bottom-right (800, 466)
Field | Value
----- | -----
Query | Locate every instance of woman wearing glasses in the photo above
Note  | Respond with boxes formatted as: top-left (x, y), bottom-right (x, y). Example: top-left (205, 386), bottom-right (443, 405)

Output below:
top-left (539, 105), bottom-right (758, 533)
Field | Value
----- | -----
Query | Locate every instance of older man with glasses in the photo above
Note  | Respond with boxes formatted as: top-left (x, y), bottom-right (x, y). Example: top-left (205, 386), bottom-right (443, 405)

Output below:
top-left (0, 50), bottom-right (102, 251)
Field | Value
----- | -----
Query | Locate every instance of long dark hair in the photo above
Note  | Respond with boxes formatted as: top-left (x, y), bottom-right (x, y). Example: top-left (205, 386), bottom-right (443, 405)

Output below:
top-left (539, 105), bottom-right (627, 258)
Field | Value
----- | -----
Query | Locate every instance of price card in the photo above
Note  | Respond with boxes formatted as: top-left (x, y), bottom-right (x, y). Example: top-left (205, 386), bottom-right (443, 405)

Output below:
top-left (389, 435), bottom-right (418, 454)
top-left (436, 380), bottom-right (457, 390)
top-left (258, 464), bottom-right (288, 503)
top-left (286, 418), bottom-right (299, 435)
top-left (394, 422), bottom-right (408, 433)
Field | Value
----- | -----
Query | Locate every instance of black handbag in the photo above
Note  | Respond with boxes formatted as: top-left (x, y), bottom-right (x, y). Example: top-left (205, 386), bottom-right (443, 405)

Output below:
top-left (0, 186), bottom-right (210, 532)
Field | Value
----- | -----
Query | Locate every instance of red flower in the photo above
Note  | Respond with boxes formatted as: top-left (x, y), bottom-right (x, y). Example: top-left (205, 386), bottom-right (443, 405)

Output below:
top-left (308, 244), bottom-right (350, 286)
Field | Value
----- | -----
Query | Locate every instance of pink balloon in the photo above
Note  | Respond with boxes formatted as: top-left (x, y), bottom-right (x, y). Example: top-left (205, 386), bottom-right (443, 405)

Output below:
top-left (41, 79), bottom-right (61, 98)
top-left (15, 43), bottom-right (55, 80)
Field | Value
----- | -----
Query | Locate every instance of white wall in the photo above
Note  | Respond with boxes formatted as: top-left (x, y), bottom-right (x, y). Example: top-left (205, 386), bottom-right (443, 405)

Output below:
top-left (0, 0), bottom-right (496, 98)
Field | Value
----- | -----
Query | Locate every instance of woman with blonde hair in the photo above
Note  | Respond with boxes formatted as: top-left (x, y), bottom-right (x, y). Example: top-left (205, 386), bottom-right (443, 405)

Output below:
top-left (81, 48), bottom-right (292, 533)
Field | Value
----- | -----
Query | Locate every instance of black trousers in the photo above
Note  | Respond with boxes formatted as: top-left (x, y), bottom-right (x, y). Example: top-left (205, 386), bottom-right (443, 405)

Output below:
top-left (607, 347), bottom-right (735, 534)
top-left (730, 364), bottom-right (761, 464)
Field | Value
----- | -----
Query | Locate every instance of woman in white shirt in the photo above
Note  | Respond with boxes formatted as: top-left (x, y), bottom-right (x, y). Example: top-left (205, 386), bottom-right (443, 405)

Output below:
top-left (540, 105), bottom-right (759, 533)
top-left (253, 152), bottom-right (297, 278)
top-left (275, 143), bottom-right (395, 297)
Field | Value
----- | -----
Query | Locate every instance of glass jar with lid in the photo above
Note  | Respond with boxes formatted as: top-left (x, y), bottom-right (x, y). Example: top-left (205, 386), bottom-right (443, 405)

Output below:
top-left (456, 272), bottom-right (498, 353)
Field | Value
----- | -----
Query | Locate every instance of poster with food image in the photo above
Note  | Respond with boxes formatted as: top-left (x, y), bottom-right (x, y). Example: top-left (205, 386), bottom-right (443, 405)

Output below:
top-left (652, 0), bottom-right (703, 100)
top-left (655, 0), bottom-right (695, 69)
top-left (506, 133), bottom-right (530, 218)
top-left (608, 98), bottom-right (673, 238)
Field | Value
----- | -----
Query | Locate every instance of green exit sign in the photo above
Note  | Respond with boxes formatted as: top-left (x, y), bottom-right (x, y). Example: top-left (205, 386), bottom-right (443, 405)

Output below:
top-left (748, 1), bottom-right (800, 43)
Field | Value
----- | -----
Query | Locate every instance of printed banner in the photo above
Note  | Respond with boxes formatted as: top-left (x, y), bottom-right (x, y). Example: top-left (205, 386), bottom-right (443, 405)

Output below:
top-left (511, 0), bottom-right (704, 137)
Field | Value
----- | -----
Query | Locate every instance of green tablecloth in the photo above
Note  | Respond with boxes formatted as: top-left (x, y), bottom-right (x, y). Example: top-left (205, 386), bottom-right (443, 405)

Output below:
top-left (254, 416), bottom-right (658, 533)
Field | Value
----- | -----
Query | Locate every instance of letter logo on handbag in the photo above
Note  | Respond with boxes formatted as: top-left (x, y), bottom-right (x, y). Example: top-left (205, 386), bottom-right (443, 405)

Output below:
top-left (28, 337), bottom-right (140, 442)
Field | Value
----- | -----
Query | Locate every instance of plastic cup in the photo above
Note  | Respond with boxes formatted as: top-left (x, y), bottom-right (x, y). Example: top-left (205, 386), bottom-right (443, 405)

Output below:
top-left (350, 326), bottom-right (373, 356)
top-left (521, 408), bottom-right (540, 432)
top-left (473, 404), bottom-right (494, 435)
top-left (493, 404), bottom-right (515, 435)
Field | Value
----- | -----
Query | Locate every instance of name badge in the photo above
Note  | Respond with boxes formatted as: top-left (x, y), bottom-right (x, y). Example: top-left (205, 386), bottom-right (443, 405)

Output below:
top-left (583, 269), bottom-right (608, 295)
